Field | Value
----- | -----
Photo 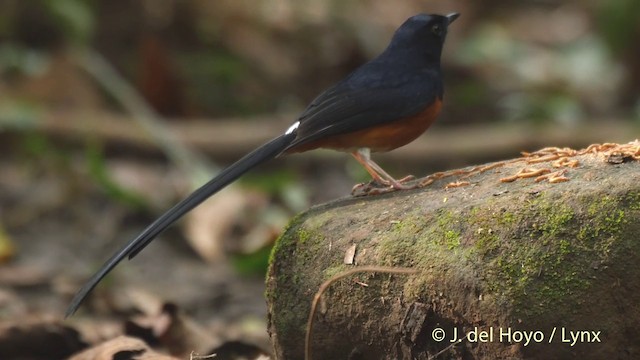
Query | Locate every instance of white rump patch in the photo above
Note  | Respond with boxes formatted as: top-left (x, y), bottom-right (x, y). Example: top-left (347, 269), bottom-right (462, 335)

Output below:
top-left (285, 121), bottom-right (300, 135)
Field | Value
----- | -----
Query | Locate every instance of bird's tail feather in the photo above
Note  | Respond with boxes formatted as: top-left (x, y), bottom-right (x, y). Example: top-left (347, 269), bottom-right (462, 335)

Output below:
top-left (66, 132), bottom-right (296, 317)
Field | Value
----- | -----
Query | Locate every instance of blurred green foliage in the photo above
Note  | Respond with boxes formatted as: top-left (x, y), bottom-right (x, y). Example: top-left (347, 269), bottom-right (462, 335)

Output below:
top-left (0, 45), bottom-right (50, 77)
top-left (231, 245), bottom-right (274, 277)
top-left (1, 0), bottom-right (638, 122)
top-left (178, 50), bottom-right (254, 115)
top-left (241, 170), bottom-right (298, 195)
top-left (39, 0), bottom-right (95, 45)
top-left (21, 131), bottom-right (64, 161)
top-left (85, 142), bottom-right (148, 209)
top-left (18, 130), bottom-right (148, 209)
top-left (597, 0), bottom-right (640, 55)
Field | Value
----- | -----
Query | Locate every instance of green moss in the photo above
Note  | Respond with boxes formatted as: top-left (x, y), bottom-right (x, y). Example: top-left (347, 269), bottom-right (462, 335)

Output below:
top-left (576, 195), bottom-right (632, 264)
top-left (579, 195), bottom-right (628, 243)
top-left (444, 230), bottom-right (461, 249)
top-left (534, 201), bottom-right (574, 239)
top-left (268, 213), bottom-right (305, 266)
top-left (626, 190), bottom-right (640, 211)
top-left (473, 228), bottom-right (501, 257)
top-left (267, 212), bottom-right (323, 303)
top-left (323, 264), bottom-right (349, 279)
top-left (375, 210), bottom-right (467, 272)
top-left (500, 211), bottom-right (516, 225)
top-left (477, 192), bottom-right (635, 317)
top-left (296, 228), bottom-right (312, 244)
top-left (378, 231), bottom-right (417, 266)
top-left (391, 219), bottom-right (414, 233)
top-left (269, 210), bottom-right (329, 267)
top-left (472, 195), bottom-right (576, 314)
top-left (374, 214), bottom-right (421, 263)
top-left (432, 210), bottom-right (462, 250)
top-left (266, 211), bottom-right (333, 337)
top-left (467, 204), bottom-right (520, 259)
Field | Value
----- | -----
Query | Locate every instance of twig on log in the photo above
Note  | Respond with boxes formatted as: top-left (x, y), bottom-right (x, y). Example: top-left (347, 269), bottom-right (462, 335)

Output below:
top-left (305, 266), bottom-right (418, 360)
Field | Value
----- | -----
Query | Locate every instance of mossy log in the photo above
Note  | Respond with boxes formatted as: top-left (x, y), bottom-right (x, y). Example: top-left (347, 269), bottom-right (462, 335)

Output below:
top-left (266, 144), bottom-right (640, 360)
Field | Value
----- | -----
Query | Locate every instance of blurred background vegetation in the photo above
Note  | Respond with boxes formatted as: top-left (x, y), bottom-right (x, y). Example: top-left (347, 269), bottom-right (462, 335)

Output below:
top-left (0, 0), bottom-right (638, 330)
top-left (2, 0), bottom-right (638, 118)
top-left (2, 0), bottom-right (638, 121)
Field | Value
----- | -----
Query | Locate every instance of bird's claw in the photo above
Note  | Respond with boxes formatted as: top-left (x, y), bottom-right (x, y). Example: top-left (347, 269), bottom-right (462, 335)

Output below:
top-left (350, 174), bottom-right (418, 196)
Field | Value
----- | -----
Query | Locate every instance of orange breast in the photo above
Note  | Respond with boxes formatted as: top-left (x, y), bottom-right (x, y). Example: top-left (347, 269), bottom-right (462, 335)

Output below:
top-left (288, 98), bottom-right (442, 153)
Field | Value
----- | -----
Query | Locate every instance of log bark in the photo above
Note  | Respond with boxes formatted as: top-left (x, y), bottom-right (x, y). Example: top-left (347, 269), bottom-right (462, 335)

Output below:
top-left (266, 144), bottom-right (640, 359)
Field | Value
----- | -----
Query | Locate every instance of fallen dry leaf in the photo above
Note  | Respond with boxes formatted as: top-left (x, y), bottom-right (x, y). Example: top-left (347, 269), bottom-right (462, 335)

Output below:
top-left (68, 336), bottom-right (179, 360)
top-left (343, 244), bottom-right (357, 265)
top-left (0, 320), bottom-right (86, 359)
top-left (184, 186), bottom-right (287, 262)
top-left (184, 186), bottom-right (252, 262)
top-left (125, 302), bottom-right (217, 357)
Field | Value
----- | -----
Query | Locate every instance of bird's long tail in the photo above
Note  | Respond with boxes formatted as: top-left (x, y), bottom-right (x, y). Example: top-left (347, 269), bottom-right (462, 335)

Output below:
top-left (66, 132), bottom-right (296, 317)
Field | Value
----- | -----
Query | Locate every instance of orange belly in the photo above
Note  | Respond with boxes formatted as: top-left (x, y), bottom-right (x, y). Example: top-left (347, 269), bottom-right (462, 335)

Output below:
top-left (288, 98), bottom-right (442, 153)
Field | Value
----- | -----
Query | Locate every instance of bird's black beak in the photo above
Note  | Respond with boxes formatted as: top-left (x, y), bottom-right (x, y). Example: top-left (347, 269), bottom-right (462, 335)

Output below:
top-left (446, 13), bottom-right (460, 25)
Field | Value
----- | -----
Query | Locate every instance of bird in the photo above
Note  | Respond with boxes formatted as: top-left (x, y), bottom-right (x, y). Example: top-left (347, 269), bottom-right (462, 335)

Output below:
top-left (66, 12), bottom-right (459, 317)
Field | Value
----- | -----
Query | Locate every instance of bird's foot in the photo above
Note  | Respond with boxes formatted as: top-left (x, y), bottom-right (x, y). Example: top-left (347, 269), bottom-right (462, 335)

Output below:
top-left (351, 174), bottom-right (417, 196)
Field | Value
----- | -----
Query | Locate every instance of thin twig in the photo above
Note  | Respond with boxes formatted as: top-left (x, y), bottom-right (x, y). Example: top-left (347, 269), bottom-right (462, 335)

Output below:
top-left (428, 331), bottom-right (469, 359)
top-left (305, 266), bottom-right (418, 360)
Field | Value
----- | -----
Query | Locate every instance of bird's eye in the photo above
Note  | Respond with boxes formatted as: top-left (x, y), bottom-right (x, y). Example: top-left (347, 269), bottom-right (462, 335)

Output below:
top-left (431, 24), bottom-right (442, 36)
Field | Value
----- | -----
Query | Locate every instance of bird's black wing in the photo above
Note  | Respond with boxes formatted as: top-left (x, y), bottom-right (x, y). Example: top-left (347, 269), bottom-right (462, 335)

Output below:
top-left (287, 72), bottom-right (440, 149)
